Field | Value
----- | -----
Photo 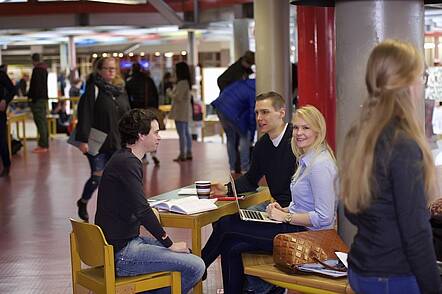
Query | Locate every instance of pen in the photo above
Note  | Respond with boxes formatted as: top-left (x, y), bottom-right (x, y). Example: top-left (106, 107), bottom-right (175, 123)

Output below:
top-left (214, 196), bottom-right (245, 201)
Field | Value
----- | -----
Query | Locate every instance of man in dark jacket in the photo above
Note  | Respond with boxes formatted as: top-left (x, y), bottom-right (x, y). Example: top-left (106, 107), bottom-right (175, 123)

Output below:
top-left (217, 50), bottom-right (254, 92)
top-left (28, 53), bottom-right (49, 153)
top-left (126, 63), bottom-right (159, 109)
top-left (0, 65), bottom-right (17, 177)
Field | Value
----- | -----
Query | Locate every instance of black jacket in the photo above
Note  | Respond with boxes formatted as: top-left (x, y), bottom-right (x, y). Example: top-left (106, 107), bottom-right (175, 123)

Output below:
top-left (235, 123), bottom-right (296, 207)
top-left (76, 74), bottom-right (130, 154)
top-left (126, 72), bottom-right (159, 109)
top-left (28, 62), bottom-right (48, 101)
top-left (346, 121), bottom-right (442, 294)
top-left (0, 71), bottom-right (16, 106)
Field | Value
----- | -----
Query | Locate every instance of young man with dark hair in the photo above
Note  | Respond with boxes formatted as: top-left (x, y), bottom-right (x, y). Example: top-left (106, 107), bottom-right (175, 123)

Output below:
top-left (28, 53), bottom-right (49, 153)
top-left (95, 109), bottom-right (205, 293)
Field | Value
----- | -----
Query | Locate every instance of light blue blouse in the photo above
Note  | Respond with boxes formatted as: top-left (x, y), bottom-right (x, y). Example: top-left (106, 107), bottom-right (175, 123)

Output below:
top-left (288, 147), bottom-right (338, 230)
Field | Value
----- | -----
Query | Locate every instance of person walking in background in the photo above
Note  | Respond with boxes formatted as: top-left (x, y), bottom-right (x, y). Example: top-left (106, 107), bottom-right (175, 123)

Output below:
top-left (75, 57), bottom-right (131, 222)
top-left (211, 79), bottom-right (256, 174)
top-left (17, 72), bottom-right (29, 97)
top-left (0, 65), bottom-right (17, 177)
top-left (28, 53), bottom-right (49, 153)
top-left (159, 72), bottom-right (173, 105)
top-left (168, 62), bottom-right (193, 162)
top-left (217, 50), bottom-right (254, 92)
top-left (126, 63), bottom-right (160, 166)
top-left (340, 40), bottom-right (441, 294)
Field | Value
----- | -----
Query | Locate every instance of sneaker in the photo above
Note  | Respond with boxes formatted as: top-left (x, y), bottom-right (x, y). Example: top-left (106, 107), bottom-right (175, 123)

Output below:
top-left (186, 153), bottom-right (193, 160)
top-left (173, 155), bottom-right (186, 162)
top-left (32, 147), bottom-right (49, 153)
top-left (76, 199), bottom-right (89, 222)
top-left (152, 156), bottom-right (160, 166)
top-left (0, 167), bottom-right (10, 177)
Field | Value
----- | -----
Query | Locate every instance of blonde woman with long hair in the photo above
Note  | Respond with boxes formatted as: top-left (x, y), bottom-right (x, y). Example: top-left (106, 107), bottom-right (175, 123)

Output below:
top-left (201, 105), bottom-right (337, 293)
top-left (340, 40), bottom-right (441, 293)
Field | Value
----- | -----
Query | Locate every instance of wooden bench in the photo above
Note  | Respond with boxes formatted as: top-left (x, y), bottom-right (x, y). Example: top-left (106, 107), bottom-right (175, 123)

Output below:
top-left (242, 252), bottom-right (353, 294)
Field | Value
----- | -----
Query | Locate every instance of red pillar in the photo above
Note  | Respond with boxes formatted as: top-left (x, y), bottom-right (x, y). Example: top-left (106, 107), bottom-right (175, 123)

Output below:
top-left (297, 6), bottom-right (336, 150)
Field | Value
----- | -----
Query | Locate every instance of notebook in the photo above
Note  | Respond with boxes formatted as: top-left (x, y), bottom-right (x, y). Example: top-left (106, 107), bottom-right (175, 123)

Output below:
top-left (230, 174), bottom-right (281, 224)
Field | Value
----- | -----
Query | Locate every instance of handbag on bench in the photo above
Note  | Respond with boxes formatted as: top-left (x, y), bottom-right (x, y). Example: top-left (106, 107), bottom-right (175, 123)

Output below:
top-left (273, 229), bottom-right (348, 275)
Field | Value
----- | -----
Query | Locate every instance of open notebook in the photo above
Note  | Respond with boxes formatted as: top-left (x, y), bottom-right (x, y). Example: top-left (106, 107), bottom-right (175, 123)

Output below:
top-left (150, 196), bottom-right (218, 215)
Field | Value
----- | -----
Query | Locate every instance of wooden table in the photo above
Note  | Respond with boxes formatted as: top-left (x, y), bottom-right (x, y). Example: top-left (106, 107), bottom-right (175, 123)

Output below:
top-left (151, 187), bottom-right (271, 294)
top-left (243, 252), bottom-right (353, 294)
top-left (6, 112), bottom-right (28, 160)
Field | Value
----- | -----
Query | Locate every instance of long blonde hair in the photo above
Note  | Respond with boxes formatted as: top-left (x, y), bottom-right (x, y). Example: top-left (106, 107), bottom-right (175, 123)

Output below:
top-left (340, 39), bottom-right (436, 214)
top-left (291, 105), bottom-right (335, 179)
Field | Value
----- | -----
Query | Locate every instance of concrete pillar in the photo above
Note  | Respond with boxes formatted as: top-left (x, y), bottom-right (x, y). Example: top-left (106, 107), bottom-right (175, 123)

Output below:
top-left (59, 42), bottom-right (68, 74)
top-left (187, 30), bottom-right (198, 68)
top-left (233, 18), bottom-right (250, 61)
top-left (68, 36), bottom-right (78, 79)
top-left (254, 0), bottom-right (291, 120)
top-left (336, 0), bottom-right (424, 245)
top-left (0, 48), bottom-right (2, 65)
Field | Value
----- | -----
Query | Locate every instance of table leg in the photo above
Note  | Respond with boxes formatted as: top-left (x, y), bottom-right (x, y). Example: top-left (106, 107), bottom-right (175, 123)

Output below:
top-left (192, 221), bottom-right (203, 294)
top-left (22, 120), bottom-right (27, 160)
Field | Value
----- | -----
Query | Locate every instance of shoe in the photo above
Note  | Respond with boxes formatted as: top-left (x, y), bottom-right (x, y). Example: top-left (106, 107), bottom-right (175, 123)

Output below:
top-left (0, 167), bottom-right (10, 177)
top-left (152, 156), bottom-right (160, 166)
top-left (32, 147), bottom-right (49, 153)
top-left (173, 155), bottom-right (186, 162)
top-left (76, 199), bottom-right (89, 222)
top-left (185, 153), bottom-right (193, 160)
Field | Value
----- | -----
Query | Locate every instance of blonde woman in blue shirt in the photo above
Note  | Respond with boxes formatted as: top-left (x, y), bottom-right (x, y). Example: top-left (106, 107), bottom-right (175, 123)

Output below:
top-left (201, 105), bottom-right (337, 294)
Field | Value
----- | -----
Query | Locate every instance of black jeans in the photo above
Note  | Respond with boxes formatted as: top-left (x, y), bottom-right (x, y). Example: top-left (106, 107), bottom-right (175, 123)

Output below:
top-left (202, 213), bottom-right (305, 294)
top-left (0, 111), bottom-right (10, 168)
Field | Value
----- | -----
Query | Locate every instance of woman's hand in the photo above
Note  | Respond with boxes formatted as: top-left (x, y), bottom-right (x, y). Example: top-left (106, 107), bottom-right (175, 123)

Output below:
top-left (169, 241), bottom-right (190, 253)
top-left (78, 143), bottom-right (89, 154)
top-left (267, 206), bottom-right (289, 222)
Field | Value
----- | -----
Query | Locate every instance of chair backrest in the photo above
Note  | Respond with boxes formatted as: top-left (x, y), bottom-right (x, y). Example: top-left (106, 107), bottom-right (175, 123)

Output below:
top-left (70, 218), bottom-right (109, 267)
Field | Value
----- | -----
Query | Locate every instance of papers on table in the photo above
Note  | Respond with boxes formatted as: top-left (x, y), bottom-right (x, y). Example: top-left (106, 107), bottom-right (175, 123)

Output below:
top-left (150, 196), bottom-right (218, 215)
top-left (177, 188), bottom-right (198, 195)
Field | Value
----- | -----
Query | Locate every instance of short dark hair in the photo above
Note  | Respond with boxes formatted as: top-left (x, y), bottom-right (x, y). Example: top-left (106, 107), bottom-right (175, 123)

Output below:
top-left (175, 61), bottom-right (192, 89)
top-left (256, 91), bottom-right (285, 110)
top-left (119, 109), bottom-right (158, 147)
top-left (31, 53), bottom-right (41, 62)
top-left (242, 50), bottom-right (255, 65)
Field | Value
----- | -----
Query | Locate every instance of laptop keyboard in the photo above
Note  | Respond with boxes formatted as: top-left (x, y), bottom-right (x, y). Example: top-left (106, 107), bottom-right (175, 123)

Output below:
top-left (243, 209), bottom-right (265, 220)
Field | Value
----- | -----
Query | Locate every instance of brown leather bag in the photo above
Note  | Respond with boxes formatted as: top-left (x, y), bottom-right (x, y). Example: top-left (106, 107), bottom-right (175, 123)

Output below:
top-left (273, 229), bottom-right (349, 273)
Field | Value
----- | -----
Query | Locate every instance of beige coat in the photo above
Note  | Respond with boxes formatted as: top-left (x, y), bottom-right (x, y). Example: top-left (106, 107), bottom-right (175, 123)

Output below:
top-left (168, 80), bottom-right (192, 122)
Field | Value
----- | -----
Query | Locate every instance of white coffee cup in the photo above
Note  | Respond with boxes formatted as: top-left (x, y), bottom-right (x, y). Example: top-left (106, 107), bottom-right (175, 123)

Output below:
top-left (195, 181), bottom-right (211, 198)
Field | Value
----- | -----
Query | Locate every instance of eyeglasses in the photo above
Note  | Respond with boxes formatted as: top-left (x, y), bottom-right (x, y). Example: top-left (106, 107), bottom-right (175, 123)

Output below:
top-left (102, 67), bottom-right (117, 72)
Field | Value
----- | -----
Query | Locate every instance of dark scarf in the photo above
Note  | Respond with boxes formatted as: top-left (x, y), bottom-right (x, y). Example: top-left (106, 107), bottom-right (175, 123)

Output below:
top-left (93, 74), bottom-right (123, 97)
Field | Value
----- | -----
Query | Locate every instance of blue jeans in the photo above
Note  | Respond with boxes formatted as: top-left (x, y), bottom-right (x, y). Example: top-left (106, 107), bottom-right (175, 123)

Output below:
top-left (348, 268), bottom-right (420, 294)
top-left (217, 111), bottom-right (251, 172)
top-left (80, 152), bottom-right (113, 201)
top-left (115, 236), bottom-right (205, 294)
top-left (202, 214), bottom-right (305, 294)
top-left (175, 121), bottom-right (192, 156)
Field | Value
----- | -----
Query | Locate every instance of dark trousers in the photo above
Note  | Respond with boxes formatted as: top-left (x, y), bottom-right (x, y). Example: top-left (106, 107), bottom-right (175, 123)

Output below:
top-left (202, 213), bottom-right (305, 294)
top-left (0, 111), bottom-right (10, 168)
top-left (30, 99), bottom-right (48, 148)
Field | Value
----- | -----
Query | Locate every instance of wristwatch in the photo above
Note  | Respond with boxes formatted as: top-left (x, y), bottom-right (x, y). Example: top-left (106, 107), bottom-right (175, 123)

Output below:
top-left (284, 213), bottom-right (292, 224)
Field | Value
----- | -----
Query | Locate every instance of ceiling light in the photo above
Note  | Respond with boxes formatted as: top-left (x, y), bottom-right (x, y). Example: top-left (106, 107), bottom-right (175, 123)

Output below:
top-left (154, 52), bottom-right (161, 57)
top-left (128, 52), bottom-right (134, 57)
top-left (140, 52), bottom-right (145, 56)
top-left (181, 51), bottom-right (187, 56)
top-left (118, 53), bottom-right (124, 58)
top-left (102, 53), bottom-right (108, 57)
top-left (113, 52), bottom-right (118, 57)
top-left (164, 52), bottom-right (174, 58)
top-left (92, 53), bottom-right (98, 58)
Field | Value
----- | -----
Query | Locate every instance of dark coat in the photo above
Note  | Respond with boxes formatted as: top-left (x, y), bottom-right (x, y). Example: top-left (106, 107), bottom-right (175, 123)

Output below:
top-left (28, 62), bottom-right (48, 101)
top-left (217, 58), bottom-right (252, 92)
top-left (126, 72), bottom-right (159, 109)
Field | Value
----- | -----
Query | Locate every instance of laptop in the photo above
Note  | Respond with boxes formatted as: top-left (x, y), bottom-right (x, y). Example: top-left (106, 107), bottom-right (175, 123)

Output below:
top-left (230, 174), bottom-right (282, 224)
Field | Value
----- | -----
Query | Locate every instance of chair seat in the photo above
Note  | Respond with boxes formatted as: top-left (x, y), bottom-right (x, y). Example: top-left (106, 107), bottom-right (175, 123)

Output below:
top-left (78, 267), bottom-right (174, 293)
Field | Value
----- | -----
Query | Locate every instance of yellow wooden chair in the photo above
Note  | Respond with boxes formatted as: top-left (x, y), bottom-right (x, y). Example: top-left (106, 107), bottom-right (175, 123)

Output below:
top-left (69, 218), bottom-right (181, 294)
